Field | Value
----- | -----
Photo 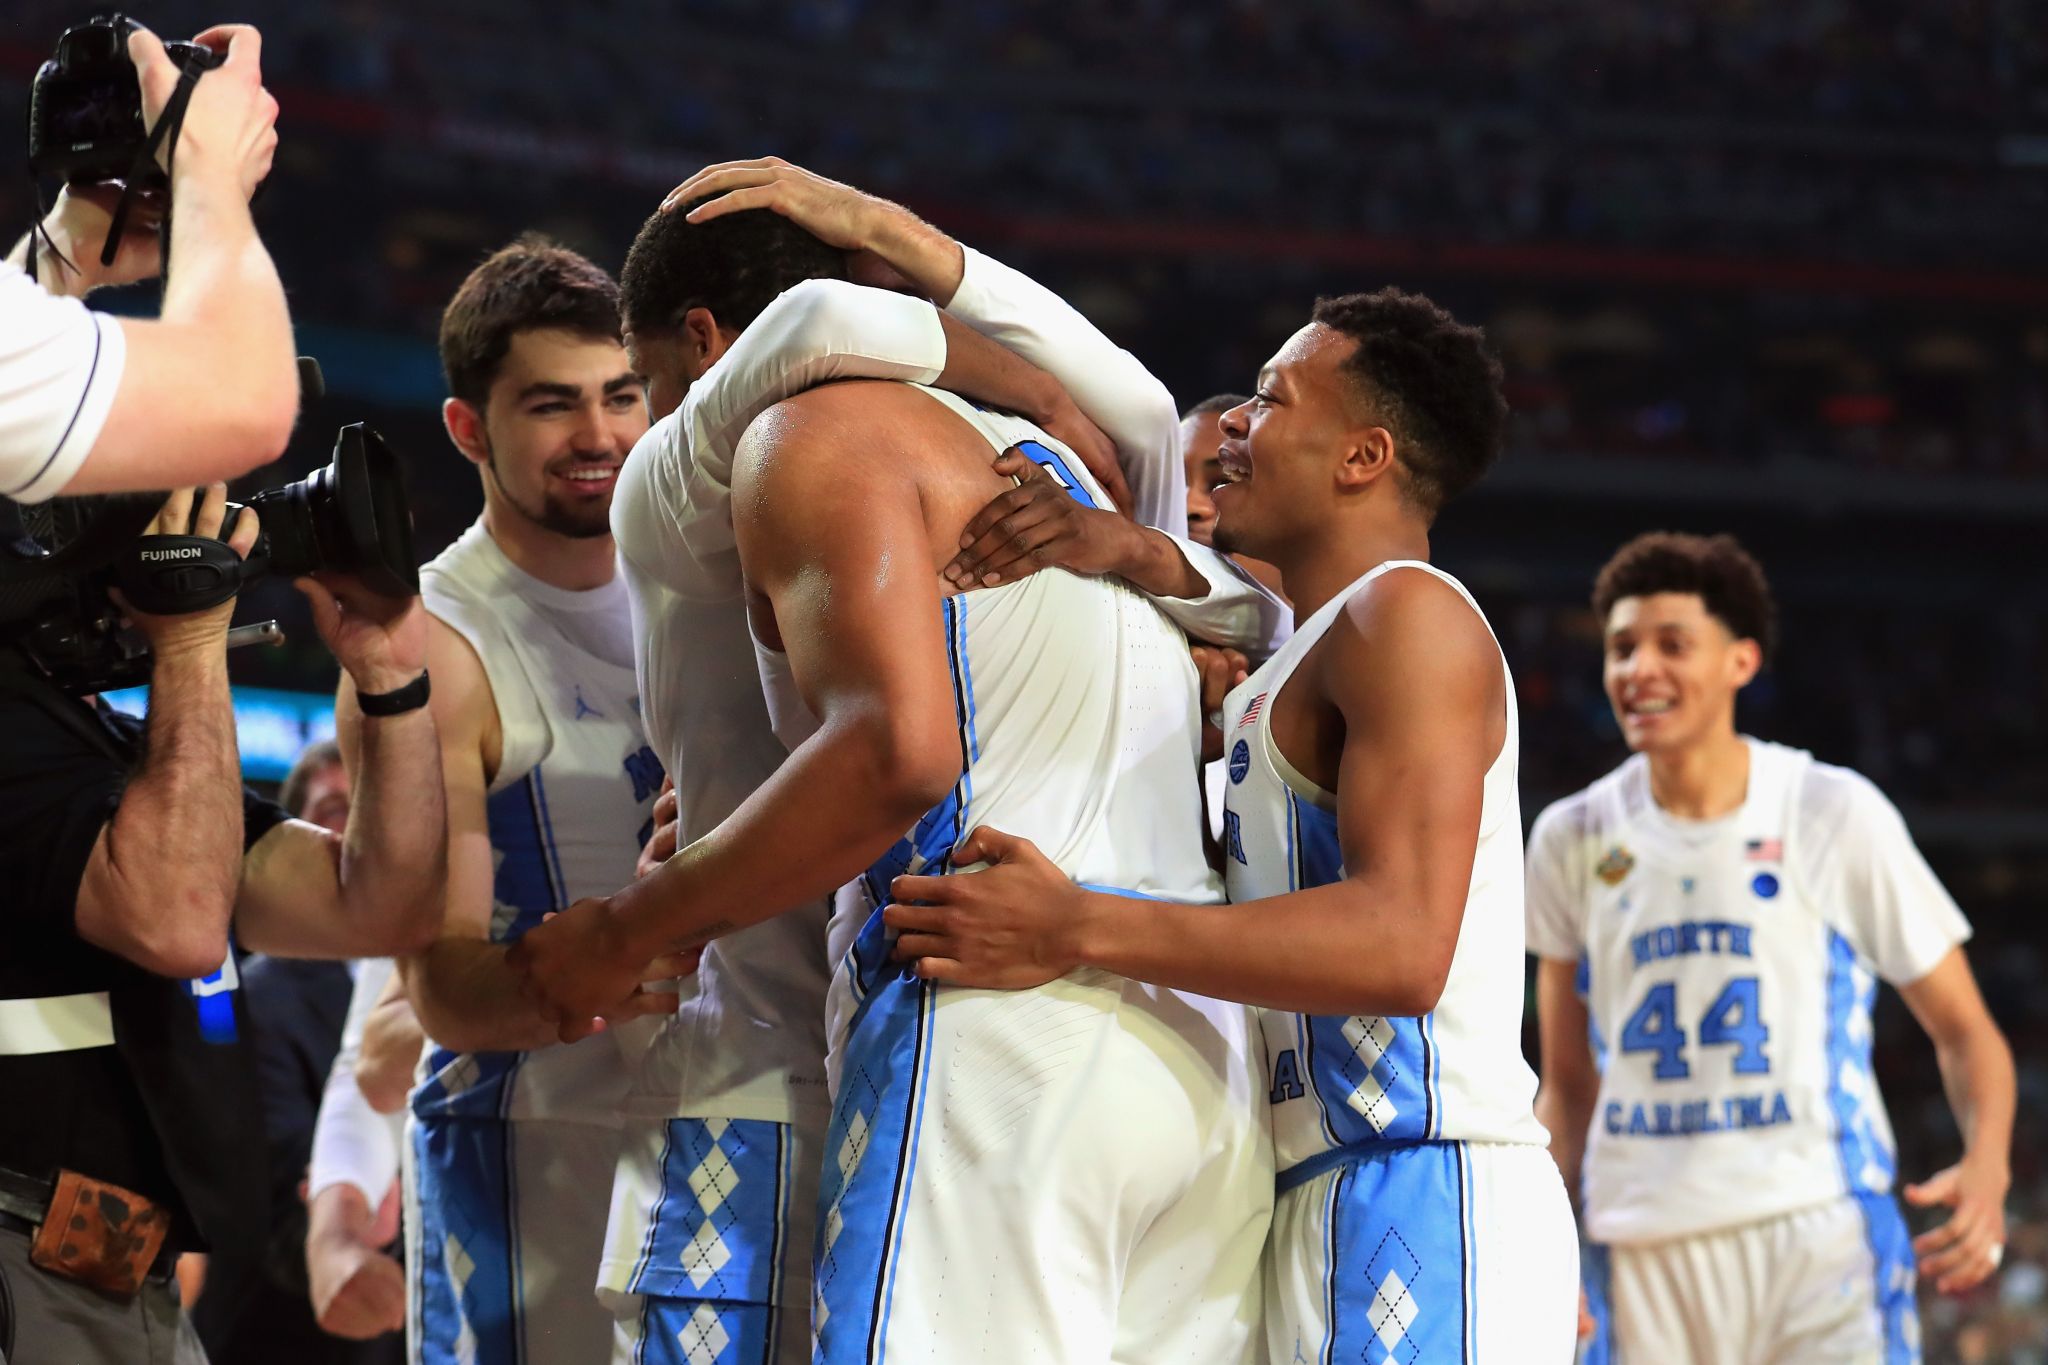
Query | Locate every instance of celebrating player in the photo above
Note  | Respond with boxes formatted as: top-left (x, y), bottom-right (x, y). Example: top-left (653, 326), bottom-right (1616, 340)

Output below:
top-left (1525, 531), bottom-right (2016, 1362)
top-left (510, 160), bottom-right (1286, 1363)
top-left (879, 289), bottom-right (1581, 1363)
top-left (335, 237), bottom-right (669, 1365)
top-left (514, 168), bottom-right (1286, 1362)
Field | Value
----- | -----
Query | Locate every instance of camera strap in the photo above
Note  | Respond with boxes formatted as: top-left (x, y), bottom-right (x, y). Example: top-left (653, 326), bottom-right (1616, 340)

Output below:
top-left (99, 51), bottom-right (210, 271)
top-left (24, 48), bottom-right (211, 287)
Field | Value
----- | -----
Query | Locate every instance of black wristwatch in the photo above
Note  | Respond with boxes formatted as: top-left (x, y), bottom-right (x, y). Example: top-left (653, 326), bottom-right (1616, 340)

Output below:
top-left (356, 670), bottom-right (430, 717)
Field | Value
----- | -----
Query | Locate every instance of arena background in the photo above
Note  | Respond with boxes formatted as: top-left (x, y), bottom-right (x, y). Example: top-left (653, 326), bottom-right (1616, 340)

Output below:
top-left (7, 4), bottom-right (2045, 1357)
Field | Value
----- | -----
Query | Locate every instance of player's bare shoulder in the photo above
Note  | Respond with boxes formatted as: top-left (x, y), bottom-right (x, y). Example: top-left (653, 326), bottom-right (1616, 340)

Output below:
top-left (1317, 564), bottom-right (1505, 732)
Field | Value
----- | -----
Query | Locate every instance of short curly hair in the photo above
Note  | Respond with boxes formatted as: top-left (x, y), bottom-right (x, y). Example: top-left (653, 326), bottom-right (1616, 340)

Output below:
top-left (619, 200), bottom-right (848, 338)
top-left (1592, 531), bottom-right (1779, 661)
top-left (439, 234), bottom-right (622, 407)
top-left (1311, 289), bottom-right (1507, 516)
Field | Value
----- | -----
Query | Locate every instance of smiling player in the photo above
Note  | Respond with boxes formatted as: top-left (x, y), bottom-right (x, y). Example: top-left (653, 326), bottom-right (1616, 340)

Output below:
top-left (1526, 531), bottom-right (2016, 1363)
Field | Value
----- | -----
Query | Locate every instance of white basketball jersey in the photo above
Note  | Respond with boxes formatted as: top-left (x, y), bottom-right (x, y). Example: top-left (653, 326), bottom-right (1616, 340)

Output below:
top-left (1526, 740), bottom-right (1972, 1244)
top-left (835, 386), bottom-right (1220, 1013)
top-left (411, 522), bottom-right (664, 1124)
top-left (1220, 561), bottom-right (1546, 1176)
top-left (610, 413), bottom-right (834, 1126)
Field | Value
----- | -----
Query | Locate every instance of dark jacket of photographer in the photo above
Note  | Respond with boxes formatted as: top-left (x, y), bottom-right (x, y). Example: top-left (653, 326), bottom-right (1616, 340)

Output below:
top-left (0, 675), bottom-right (281, 1257)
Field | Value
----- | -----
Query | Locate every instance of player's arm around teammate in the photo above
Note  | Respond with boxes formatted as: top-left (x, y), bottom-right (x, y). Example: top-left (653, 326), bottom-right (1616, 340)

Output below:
top-left (510, 389), bottom-right (978, 1038)
top-left (338, 616), bottom-right (679, 1054)
top-left (675, 157), bottom-right (1290, 652)
top-left (882, 565), bottom-right (1493, 1010)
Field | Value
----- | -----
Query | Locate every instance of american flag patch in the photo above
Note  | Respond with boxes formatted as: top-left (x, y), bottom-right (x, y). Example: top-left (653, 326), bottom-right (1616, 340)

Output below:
top-left (1237, 692), bottom-right (1268, 728)
top-left (1745, 838), bottom-right (1782, 861)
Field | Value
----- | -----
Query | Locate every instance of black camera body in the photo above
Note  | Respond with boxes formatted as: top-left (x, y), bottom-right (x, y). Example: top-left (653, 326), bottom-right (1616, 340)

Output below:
top-left (0, 421), bottom-right (420, 695)
top-left (27, 14), bottom-right (223, 189)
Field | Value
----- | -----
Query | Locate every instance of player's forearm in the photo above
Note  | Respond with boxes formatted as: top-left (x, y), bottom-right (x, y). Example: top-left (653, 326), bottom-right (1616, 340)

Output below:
top-left (1119, 527), bottom-right (1212, 600)
top-left (1937, 1022), bottom-right (2017, 1177)
top-left (78, 645), bottom-right (243, 977)
top-left (609, 708), bottom-right (952, 961)
top-left (941, 246), bottom-right (1183, 531)
top-left (335, 706), bottom-right (447, 954)
top-left (356, 997), bottom-right (424, 1114)
top-left (402, 940), bottom-right (560, 1054)
top-left (1151, 540), bottom-right (1294, 653)
top-left (933, 313), bottom-right (1061, 426)
top-left (861, 203), bottom-right (968, 303)
top-left (1071, 881), bottom-right (1453, 1017)
top-left (1534, 1082), bottom-right (1594, 1211)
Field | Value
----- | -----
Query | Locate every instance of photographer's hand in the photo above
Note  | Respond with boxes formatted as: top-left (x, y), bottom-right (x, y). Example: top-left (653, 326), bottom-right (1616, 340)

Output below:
top-left (123, 483), bottom-right (261, 658)
top-left (129, 24), bottom-right (278, 200)
top-left (57, 27), bottom-right (295, 495)
top-left (75, 483), bottom-right (253, 980)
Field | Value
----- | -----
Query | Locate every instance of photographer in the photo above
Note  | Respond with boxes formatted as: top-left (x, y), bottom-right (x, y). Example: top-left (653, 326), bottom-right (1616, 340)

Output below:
top-left (3, 24), bottom-right (297, 503)
top-left (0, 484), bottom-right (446, 1365)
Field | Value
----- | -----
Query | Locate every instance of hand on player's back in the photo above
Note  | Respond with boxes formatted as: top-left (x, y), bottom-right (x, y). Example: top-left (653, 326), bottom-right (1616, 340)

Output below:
top-left (944, 449), bottom-right (1146, 590)
top-left (1191, 644), bottom-right (1251, 762)
top-left (636, 779), bottom-right (680, 880)
top-left (1036, 402), bottom-right (1130, 512)
top-left (884, 826), bottom-right (1083, 989)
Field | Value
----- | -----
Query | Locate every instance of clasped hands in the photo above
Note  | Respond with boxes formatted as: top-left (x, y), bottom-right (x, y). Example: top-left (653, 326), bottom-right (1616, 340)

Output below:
top-left (510, 780), bottom-right (696, 1043)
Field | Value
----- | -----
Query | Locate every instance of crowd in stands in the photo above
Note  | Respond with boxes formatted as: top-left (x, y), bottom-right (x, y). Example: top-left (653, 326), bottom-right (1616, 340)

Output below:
top-left (7, 0), bottom-right (2048, 274)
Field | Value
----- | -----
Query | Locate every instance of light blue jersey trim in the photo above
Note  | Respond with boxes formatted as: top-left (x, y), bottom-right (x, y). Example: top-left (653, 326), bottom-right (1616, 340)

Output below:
top-left (1580, 1242), bottom-right (1614, 1365)
top-left (1825, 930), bottom-right (1918, 1363)
top-left (871, 986), bottom-right (938, 1361)
top-left (1278, 1137), bottom-right (1435, 1193)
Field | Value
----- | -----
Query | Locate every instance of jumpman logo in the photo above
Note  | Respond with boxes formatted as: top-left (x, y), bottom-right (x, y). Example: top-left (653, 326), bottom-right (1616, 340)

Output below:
top-left (1291, 1338), bottom-right (1311, 1365)
top-left (573, 686), bottom-right (602, 720)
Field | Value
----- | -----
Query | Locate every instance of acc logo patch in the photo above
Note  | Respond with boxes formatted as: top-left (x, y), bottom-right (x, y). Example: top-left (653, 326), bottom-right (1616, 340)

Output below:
top-left (1751, 872), bottom-right (1781, 900)
top-left (1228, 739), bottom-right (1251, 784)
top-left (1594, 846), bottom-right (1635, 887)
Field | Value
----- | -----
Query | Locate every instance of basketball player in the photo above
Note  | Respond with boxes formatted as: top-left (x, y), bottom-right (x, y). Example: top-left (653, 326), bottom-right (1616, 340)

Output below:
top-left (518, 162), bottom-right (1286, 1365)
top-left (333, 237), bottom-right (670, 1365)
top-left (513, 206), bottom-right (1277, 1364)
top-left (1524, 531), bottom-right (2015, 1363)
top-left (1180, 392), bottom-right (1284, 600)
top-left (881, 290), bottom-right (1581, 1364)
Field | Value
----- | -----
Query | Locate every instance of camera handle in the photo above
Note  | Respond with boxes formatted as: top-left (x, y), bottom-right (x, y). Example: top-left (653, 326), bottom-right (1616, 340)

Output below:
top-left (110, 534), bottom-right (245, 614)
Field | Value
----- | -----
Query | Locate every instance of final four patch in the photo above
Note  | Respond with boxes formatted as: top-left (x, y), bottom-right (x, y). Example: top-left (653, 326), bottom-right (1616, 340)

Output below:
top-left (1595, 845), bottom-right (1635, 886)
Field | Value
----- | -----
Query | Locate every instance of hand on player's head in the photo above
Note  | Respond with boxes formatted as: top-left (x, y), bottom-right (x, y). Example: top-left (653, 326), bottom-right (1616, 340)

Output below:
top-left (129, 23), bottom-right (278, 198)
top-left (661, 158), bottom-right (883, 254)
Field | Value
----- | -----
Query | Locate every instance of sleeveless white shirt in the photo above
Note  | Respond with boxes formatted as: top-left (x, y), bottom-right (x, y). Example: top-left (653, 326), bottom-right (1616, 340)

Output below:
top-left (832, 386), bottom-right (1223, 1014)
top-left (1220, 561), bottom-right (1547, 1177)
top-left (410, 521), bottom-right (665, 1124)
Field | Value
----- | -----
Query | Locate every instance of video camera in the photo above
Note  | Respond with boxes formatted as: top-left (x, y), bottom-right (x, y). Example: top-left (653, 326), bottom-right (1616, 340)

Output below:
top-left (0, 389), bottom-right (420, 695)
